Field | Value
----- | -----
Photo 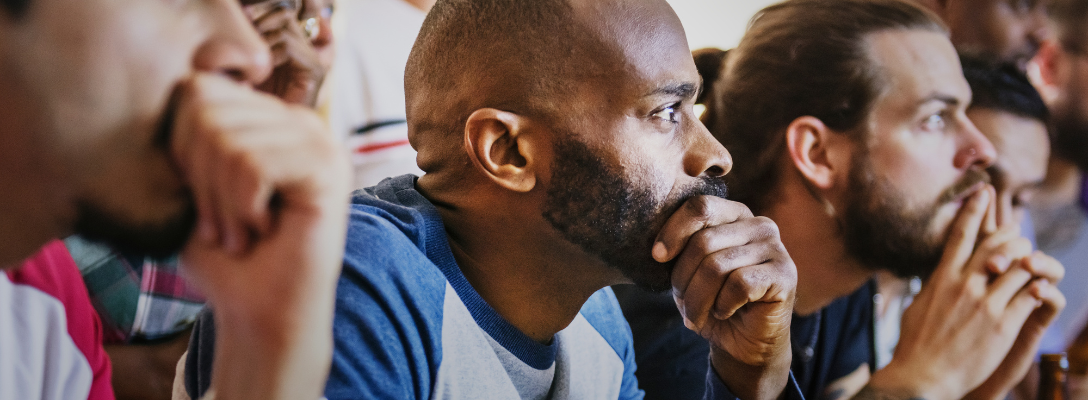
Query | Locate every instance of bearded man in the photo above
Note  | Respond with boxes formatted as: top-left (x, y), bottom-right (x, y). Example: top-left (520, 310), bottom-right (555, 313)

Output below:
top-left (185, 0), bottom-right (803, 398)
top-left (623, 1), bottom-right (1065, 400)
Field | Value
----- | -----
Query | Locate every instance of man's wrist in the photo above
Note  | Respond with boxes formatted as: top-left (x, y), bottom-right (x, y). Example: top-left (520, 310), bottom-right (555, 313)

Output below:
top-left (866, 363), bottom-right (949, 400)
top-left (709, 343), bottom-right (792, 400)
top-left (208, 293), bottom-right (336, 400)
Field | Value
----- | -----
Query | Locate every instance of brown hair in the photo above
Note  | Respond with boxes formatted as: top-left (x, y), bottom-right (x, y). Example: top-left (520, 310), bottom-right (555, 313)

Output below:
top-left (701, 0), bottom-right (946, 213)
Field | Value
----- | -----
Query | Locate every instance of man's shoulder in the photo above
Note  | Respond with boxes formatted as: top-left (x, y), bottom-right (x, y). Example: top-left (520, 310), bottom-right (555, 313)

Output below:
top-left (578, 287), bottom-right (635, 359)
top-left (343, 175), bottom-right (445, 280)
top-left (329, 176), bottom-right (452, 400)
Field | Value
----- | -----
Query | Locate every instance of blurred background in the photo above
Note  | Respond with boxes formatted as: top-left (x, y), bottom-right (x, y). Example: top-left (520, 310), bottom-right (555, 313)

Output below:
top-left (667, 0), bottom-right (780, 50)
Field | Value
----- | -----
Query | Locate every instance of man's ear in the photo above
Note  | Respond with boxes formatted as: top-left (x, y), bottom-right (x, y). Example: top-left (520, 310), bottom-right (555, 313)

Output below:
top-left (785, 116), bottom-right (841, 190)
top-left (1034, 41), bottom-right (1066, 102)
top-left (464, 108), bottom-right (537, 193)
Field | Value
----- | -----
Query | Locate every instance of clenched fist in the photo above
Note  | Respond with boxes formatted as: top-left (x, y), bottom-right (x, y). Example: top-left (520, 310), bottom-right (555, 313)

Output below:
top-left (654, 196), bottom-right (797, 400)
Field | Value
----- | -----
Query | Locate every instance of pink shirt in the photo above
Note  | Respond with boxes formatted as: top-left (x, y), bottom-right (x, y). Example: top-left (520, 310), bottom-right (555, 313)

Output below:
top-left (1, 240), bottom-right (114, 400)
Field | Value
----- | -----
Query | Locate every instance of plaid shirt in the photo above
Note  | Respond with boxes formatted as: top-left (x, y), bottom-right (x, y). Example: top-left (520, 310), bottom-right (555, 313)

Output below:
top-left (65, 236), bottom-right (205, 344)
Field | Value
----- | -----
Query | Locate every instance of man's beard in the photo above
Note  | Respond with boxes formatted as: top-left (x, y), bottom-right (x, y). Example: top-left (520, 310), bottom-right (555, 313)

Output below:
top-left (1052, 86), bottom-right (1088, 171)
top-left (72, 97), bottom-right (195, 259)
top-left (73, 198), bottom-right (196, 259)
top-left (840, 152), bottom-right (989, 280)
top-left (542, 137), bottom-right (728, 292)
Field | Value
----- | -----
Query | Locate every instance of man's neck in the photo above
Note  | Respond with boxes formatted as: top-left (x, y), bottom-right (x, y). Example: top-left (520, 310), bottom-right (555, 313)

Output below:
top-left (419, 182), bottom-right (619, 343)
top-left (1033, 157), bottom-right (1084, 212)
top-left (764, 183), bottom-right (872, 316)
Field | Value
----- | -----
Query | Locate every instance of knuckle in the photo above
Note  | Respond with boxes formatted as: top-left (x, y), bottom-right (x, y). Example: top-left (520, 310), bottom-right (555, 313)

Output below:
top-left (1009, 238), bottom-right (1033, 256)
top-left (753, 216), bottom-right (780, 238)
top-left (689, 230), bottom-right (715, 256)
top-left (696, 252), bottom-right (731, 281)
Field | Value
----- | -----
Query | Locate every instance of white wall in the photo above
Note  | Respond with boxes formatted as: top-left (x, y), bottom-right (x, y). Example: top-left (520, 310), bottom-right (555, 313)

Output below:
top-left (666, 0), bottom-right (781, 51)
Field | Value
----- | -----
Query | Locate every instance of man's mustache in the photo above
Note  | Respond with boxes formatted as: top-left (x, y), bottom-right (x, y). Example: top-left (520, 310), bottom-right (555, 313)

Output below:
top-left (937, 167), bottom-right (991, 204)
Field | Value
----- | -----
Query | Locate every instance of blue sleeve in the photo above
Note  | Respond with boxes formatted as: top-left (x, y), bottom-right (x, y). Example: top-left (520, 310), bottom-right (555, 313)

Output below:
top-left (704, 367), bottom-right (805, 400)
top-left (323, 208), bottom-right (448, 400)
top-left (580, 288), bottom-right (645, 400)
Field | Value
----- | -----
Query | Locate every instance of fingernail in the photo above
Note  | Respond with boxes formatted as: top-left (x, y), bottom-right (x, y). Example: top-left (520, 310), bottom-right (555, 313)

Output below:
top-left (653, 242), bottom-right (668, 262)
top-left (991, 254), bottom-right (1009, 273)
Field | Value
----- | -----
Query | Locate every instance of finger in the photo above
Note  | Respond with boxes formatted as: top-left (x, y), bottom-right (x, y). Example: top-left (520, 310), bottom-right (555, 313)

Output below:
top-left (264, 30), bottom-right (320, 70)
top-left (170, 80), bottom-right (222, 246)
top-left (933, 187), bottom-right (991, 278)
top-left (653, 196), bottom-right (753, 263)
top-left (981, 185), bottom-right (998, 237)
top-left (214, 148), bottom-right (249, 254)
top-left (674, 241), bottom-right (779, 327)
top-left (670, 217), bottom-right (776, 294)
top-left (712, 261), bottom-right (791, 321)
top-left (987, 263), bottom-right (1034, 307)
top-left (224, 149), bottom-right (276, 249)
top-left (1022, 251), bottom-right (1065, 284)
top-left (1031, 280), bottom-right (1066, 330)
top-left (249, 4), bottom-right (297, 30)
top-left (974, 233), bottom-right (1032, 275)
top-left (1031, 280), bottom-right (1066, 322)
top-left (996, 188), bottom-right (1015, 230)
top-left (1004, 281), bottom-right (1047, 330)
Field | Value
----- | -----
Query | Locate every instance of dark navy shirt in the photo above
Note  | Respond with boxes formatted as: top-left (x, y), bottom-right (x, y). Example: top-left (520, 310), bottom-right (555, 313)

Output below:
top-left (619, 281), bottom-right (876, 400)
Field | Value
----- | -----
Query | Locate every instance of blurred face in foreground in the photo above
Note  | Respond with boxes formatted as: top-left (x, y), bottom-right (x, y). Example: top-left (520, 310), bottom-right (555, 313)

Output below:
top-left (0, 0), bottom-right (271, 263)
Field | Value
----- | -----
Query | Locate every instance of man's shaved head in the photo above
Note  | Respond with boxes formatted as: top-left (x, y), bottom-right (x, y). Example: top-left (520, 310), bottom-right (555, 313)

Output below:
top-left (405, 0), bottom-right (624, 173)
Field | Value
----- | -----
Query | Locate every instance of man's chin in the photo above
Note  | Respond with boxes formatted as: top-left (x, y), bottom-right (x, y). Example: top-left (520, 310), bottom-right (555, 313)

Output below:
top-left (73, 201), bottom-right (195, 259)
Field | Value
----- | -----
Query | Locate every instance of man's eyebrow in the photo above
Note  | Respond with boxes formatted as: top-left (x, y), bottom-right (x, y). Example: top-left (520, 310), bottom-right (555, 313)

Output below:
top-left (918, 93), bottom-right (961, 107)
top-left (647, 82), bottom-right (699, 99)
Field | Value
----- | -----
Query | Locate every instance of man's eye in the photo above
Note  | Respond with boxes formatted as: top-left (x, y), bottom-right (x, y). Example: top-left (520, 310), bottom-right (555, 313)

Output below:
top-left (922, 113), bottom-right (946, 131)
top-left (653, 106), bottom-right (679, 123)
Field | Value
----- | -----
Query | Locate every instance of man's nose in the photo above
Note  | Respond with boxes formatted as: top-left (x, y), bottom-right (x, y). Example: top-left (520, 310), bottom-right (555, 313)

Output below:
top-left (685, 120), bottom-right (733, 178)
top-left (192, 0), bottom-right (273, 85)
top-left (954, 117), bottom-right (997, 170)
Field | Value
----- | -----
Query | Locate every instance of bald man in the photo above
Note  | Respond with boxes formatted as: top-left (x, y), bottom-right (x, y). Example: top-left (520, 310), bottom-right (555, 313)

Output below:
top-left (181, 0), bottom-right (802, 399)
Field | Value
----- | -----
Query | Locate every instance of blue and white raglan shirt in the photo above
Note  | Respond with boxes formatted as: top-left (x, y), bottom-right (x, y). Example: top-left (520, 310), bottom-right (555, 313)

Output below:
top-left (184, 174), bottom-right (804, 400)
top-left (325, 175), bottom-right (643, 399)
top-left (325, 175), bottom-right (806, 400)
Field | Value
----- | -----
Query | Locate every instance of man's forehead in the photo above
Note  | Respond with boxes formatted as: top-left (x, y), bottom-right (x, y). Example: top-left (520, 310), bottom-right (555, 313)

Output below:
top-left (867, 29), bottom-right (968, 104)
